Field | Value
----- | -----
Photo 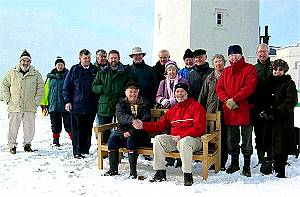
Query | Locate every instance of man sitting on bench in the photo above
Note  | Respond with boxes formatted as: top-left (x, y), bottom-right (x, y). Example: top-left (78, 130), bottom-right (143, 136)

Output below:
top-left (133, 83), bottom-right (206, 186)
top-left (105, 81), bottom-right (151, 178)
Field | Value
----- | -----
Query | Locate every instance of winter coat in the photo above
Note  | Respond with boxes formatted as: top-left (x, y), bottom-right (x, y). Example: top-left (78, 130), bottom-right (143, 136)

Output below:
top-left (92, 63), bottom-right (130, 117)
top-left (178, 66), bottom-right (193, 79)
top-left (216, 57), bottom-right (257, 125)
top-left (198, 71), bottom-right (220, 113)
top-left (261, 74), bottom-right (298, 155)
top-left (143, 97), bottom-right (206, 138)
top-left (155, 76), bottom-right (188, 108)
top-left (41, 68), bottom-right (69, 113)
top-left (252, 58), bottom-right (273, 112)
top-left (187, 62), bottom-right (214, 100)
top-left (115, 96), bottom-right (151, 137)
top-left (2, 64), bottom-right (44, 112)
top-left (128, 61), bottom-right (158, 106)
top-left (62, 63), bottom-right (99, 114)
top-left (152, 61), bottom-right (165, 85)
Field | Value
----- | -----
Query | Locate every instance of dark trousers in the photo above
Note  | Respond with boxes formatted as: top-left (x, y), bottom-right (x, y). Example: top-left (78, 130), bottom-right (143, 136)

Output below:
top-left (71, 113), bottom-right (96, 156)
top-left (49, 111), bottom-right (71, 133)
top-left (108, 132), bottom-right (150, 151)
top-left (98, 116), bottom-right (113, 144)
top-left (227, 125), bottom-right (253, 157)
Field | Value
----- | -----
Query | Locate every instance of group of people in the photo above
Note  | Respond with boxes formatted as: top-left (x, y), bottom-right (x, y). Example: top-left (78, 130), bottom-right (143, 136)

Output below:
top-left (2, 43), bottom-right (298, 186)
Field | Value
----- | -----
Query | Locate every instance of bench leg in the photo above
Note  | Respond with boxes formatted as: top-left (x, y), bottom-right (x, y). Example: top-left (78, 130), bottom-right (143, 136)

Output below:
top-left (97, 132), bottom-right (104, 170)
top-left (202, 143), bottom-right (209, 180)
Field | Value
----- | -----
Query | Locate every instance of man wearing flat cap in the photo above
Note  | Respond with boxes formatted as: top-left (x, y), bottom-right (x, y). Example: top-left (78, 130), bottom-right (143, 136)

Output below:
top-left (187, 48), bottom-right (213, 100)
top-left (128, 47), bottom-right (157, 107)
top-left (2, 49), bottom-right (44, 154)
top-left (216, 44), bottom-right (257, 177)
top-left (133, 83), bottom-right (206, 186)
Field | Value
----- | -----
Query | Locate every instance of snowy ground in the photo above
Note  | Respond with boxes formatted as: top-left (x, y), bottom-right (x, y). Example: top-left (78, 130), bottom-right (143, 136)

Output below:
top-left (0, 101), bottom-right (300, 197)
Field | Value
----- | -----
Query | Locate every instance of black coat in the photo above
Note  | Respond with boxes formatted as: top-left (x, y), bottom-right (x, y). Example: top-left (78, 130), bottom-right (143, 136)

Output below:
top-left (115, 96), bottom-right (151, 137)
top-left (128, 61), bottom-right (158, 107)
top-left (187, 62), bottom-right (213, 100)
top-left (261, 74), bottom-right (298, 155)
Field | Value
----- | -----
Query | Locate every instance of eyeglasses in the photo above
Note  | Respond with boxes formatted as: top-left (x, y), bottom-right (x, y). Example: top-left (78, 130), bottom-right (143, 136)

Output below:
top-left (273, 67), bottom-right (283, 72)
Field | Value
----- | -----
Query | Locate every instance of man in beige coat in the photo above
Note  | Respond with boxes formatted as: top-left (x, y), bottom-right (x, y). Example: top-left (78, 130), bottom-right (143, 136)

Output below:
top-left (2, 49), bottom-right (44, 154)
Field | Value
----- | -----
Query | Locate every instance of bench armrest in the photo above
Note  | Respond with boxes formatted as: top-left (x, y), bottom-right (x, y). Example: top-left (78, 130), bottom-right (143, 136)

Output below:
top-left (200, 130), bottom-right (219, 143)
top-left (94, 123), bottom-right (120, 133)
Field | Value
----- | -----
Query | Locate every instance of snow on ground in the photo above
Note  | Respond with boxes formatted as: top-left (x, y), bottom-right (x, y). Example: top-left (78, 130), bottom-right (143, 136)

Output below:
top-left (0, 101), bottom-right (300, 196)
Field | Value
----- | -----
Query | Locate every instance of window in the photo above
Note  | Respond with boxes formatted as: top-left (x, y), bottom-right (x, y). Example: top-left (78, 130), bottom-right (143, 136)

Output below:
top-left (216, 12), bottom-right (223, 27)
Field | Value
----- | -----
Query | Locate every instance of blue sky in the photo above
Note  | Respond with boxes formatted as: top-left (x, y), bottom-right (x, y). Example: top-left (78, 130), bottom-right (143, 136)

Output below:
top-left (0, 0), bottom-right (299, 79)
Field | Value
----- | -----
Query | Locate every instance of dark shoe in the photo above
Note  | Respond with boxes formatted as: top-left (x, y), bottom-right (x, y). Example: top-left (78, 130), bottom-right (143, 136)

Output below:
top-left (9, 147), bottom-right (16, 154)
top-left (24, 144), bottom-right (34, 152)
top-left (143, 155), bottom-right (152, 161)
top-left (104, 169), bottom-right (118, 176)
top-left (220, 165), bottom-right (226, 171)
top-left (174, 158), bottom-right (182, 168)
top-left (150, 170), bottom-right (167, 182)
top-left (53, 138), bottom-right (60, 147)
top-left (165, 157), bottom-right (175, 167)
top-left (242, 166), bottom-right (251, 177)
top-left (74, 154), bottom-right (85, 159)
top-left (184, 173), bottom-right (193, 186)
top-left (226, 164), bottom-right (240, 174)
top-left (260, 159), bottom-right (273, 175)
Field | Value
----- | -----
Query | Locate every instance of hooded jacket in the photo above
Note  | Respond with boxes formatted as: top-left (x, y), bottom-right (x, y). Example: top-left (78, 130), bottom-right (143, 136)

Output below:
top-left (216, 57), bottom-right (257, 125)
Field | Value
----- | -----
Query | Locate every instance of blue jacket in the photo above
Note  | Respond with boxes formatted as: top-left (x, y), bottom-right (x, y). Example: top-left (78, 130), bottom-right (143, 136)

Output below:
top-left (63, 63), bottom-right (99, 114)
top-left (178, 66), bottom-right (193, 79)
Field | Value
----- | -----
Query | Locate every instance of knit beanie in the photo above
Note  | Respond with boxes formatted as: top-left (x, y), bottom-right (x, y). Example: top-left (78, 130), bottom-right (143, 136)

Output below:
top-left (272, 59), bottom-right (289, 73)
top-left (183, 48), bottom-right (194, 60)
top-left (228, 45), bottom-right (243, 56)
top-left (55, 56), bottom-right (65, 65)
top-left (174, 83), bottom-right (188, 93)
top-left (20, 49), bottom-right (31, 61)
top-left (164, 60), bottom-right (179, 74)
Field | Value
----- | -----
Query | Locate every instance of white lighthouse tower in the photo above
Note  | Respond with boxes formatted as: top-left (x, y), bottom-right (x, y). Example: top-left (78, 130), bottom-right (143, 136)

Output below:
top-left (152, 0), bottom-right (260, 67)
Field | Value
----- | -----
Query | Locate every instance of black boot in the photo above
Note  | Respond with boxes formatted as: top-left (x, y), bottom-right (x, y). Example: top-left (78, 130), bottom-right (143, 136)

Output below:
top-left (150, 170), bottom-right (166, 182)
top-left (275, 154), bottom-right (287, 178)
top-left (184, 173), bottom-right (193, 186)
top-left (242, 155), bottom-right (251, 177)
top-left (53, 138), bottom-right (60, 147)
top-left (226, 155), bottom-right (240, 174)
top-left (260, 156), bottom-right (273, 175)
top-left (257, 149), bottom-right (265, 164)
top-left (128, 151), bottom-right (138, 179)
top-left (24, 144), bottom-right (34, 152)
top-left (105, 150), bottom-right (119, 176)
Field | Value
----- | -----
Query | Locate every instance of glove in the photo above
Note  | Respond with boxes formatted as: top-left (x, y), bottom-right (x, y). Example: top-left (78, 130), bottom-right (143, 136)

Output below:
top-left (259, 111), bottom-right (275, 121)
top-left (41, 105), bottom-right (48, 116)
top-left (225, 98), bottom-right (237, 110)
top-left (161, 99), bottom-right (170, 108)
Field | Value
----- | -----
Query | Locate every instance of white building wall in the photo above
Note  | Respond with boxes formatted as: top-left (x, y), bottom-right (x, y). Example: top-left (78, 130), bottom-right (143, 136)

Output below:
top-left (152, 0), bottom-right (259, 67)
top-left (152, 0), bottom-right (191, 66)
top-left (276, 44), bottom-right (300, 90)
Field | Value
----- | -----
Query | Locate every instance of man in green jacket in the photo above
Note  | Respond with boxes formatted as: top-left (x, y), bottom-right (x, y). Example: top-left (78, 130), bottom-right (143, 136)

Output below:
top-left (92, 50), bottom-right (131, 143)
top-left (2, 49), bottom-right (44, 154)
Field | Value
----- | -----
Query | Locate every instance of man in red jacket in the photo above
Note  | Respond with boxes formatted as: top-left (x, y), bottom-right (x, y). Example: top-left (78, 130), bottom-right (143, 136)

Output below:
top-left (133, 83), bottom-right (206, 186)
top-left (216, 45), bottom-right (257, 177)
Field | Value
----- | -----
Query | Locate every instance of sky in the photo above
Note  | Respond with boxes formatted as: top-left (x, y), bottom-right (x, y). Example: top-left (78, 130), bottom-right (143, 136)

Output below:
top-left (0, 0), bottom-right (299, 80)
top-left (0, 101), bottom-right (300, 196)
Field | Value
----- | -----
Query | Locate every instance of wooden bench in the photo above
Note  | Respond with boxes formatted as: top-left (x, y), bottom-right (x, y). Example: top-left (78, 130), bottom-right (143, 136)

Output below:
top-left (94, 109), bottom-right (221, 180)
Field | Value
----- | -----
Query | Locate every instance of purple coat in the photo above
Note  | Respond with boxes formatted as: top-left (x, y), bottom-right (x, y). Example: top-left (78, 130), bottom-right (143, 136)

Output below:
top-left (156, 76), bottom-right (188, 108)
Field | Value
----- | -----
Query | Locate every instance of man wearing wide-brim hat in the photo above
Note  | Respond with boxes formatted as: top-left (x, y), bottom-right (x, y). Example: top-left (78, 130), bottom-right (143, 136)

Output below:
top-left (128, 46), bottom-right (157, 108)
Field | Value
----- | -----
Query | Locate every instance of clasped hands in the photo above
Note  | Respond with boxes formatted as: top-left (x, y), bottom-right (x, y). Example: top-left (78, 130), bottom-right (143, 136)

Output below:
top-left (225, 98), bottom-right (239, 110)
top-left (132, 119), bottom-right (143, 130)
